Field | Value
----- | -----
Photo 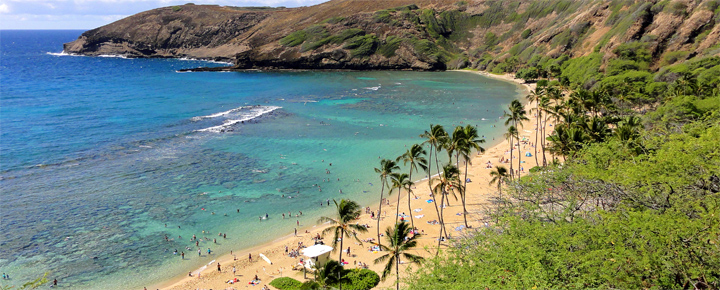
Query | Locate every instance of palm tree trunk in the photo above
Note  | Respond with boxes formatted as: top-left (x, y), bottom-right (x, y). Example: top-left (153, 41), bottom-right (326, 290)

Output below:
top-left (516, 120), bottom-right (522, 177)
top-left (542, 113), bottom-right (549, 166)
top-left (338, 231), bottom-right (344, 290)
top-left (377, 183), bottom-right (384, 244)
top-left (534, 108), bottom-right (540, 166)
top-left (462, 160), bottom-right (469, 228)
top-left (426, 146), bottom-right (443, 256)
top-left (408, 172), bottom-right (415, 233)
top-left (509, 137), bottom-right (514, 179)
top-left (396, 252), bottom-right (400, 290)
top-left (433, 146), bottom-right (448, 238)
top-left (396, 186), bottom-right (401, 224)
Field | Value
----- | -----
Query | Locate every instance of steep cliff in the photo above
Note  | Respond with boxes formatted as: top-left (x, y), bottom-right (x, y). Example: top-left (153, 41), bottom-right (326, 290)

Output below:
top-left (64, 0), bottom-right (720, 71)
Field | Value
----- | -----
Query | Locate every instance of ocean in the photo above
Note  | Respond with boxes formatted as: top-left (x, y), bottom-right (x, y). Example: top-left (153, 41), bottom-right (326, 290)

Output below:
top-left (0, 30), bottom-right (523, 289)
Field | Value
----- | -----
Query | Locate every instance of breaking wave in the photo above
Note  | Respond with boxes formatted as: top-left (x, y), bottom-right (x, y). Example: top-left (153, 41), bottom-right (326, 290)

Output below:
top-left (194, 105), bottom-right (282, 132)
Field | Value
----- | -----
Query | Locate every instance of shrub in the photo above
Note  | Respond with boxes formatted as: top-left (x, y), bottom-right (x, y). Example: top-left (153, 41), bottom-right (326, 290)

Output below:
top-left (613, 42), bottom-right (652, 62)
top-left (606, 59), bottom-right (649, 76)
top-left (595, 70), bottom-right (653, 95)
top-left (322, 16), bottom-right (345, 24)
top-left (339, 269), bottom-right (380, 290)
top-left (270, 277), bottom-right (302, 290)
top-left (561, 53), bottom-right (602, 88)
top-left (329, 29), bottom-right (365, 44)
top-left (374, 10), bottom-right (393, 23)
top-left (662, 51), bottom-right (690, 66)
top-left (171, 5), bottom-right (182, 11)
top-left (420, 9), bottom-right (448, 37)
top-left (280, 30), bottom-right (308, 47)
top-left (664, 1), bottom-right (688, 16)
top-left (344, 35), bottom-right (378, 57)
top-left (378, 36), bottom-right (403, 58)
top-left (521, 29), bottom-right (531, 39)
top-left (484, 32), bottom-right (498, 47)
top-left (299, 281), bottom-right (321, 290)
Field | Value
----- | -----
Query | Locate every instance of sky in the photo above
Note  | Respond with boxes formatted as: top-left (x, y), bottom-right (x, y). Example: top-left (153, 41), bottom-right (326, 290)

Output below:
top-left (0, 0), bottom-right (329, 30)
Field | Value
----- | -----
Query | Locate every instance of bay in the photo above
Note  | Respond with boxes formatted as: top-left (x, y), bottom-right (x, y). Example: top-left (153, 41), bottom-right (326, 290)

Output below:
top-left (0, 30), bottom-right (521, 289)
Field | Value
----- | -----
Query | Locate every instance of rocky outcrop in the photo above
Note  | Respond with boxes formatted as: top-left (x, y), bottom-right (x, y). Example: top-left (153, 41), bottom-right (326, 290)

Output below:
top-left (64, 0), bottom-right (720, 71)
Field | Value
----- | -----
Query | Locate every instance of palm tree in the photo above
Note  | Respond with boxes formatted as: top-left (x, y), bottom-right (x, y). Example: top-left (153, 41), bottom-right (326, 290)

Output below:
top-left (420, 124), bottom-right (448, 177)
top-left (432, 163), bottom-right (462, 248)
top-left (419, 124), bottom-right (447, 248)
top-left (373, 222), bottom-right (424, 290)
top-left (396, 144), bottom-right (427, 231)
top-left (489, 165), bottom-right (510, 200)
top-left (503, 125), bottom-right (518, 178)
top-left (390, 173), bottom-right (412, 224)
top-left (526, 86), bottom-right (544, 167)
top-left (538, 96), bottom-right (551, 166)
top-left (314, 260), bottom-right (345, 289)
top-left (505, 100), bottom-right (529, 175)
top-left (446, 126), bottom-right (464, 168)
top-left (457, 125), bottom-right (485, 228)
top-left (374, 159), bottom-right (399, 244)
top-left (317, 199), bottom-right (367, 289)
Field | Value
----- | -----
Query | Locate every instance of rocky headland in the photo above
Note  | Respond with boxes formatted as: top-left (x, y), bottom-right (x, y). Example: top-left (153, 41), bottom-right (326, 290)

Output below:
top-left (64, 0), bottom-right (720, 72)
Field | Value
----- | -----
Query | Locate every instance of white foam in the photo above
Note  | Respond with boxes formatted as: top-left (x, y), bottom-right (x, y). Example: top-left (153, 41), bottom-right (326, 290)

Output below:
top-left (179, 57), bottom-right (233, 65)
top-left (364, 86), bottom-right (381, 91)
top-left (97, 54), bottom-right (129, 59)
top-left (196, 106), bottom-right (281, 133)
top-left (46, 51), bottom-right (80, 57)
top-left (192, 106), bottom-right (251, 121)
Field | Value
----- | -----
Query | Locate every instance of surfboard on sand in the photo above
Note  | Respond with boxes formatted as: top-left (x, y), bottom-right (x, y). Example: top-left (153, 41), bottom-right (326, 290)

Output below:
top-left (259, 253), bottom-right (272, 265)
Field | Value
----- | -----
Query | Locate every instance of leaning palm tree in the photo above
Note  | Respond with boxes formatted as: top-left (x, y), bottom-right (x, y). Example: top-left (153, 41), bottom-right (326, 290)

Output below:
top-left (457, 125), bottom-right (485, 228)
top-left (374, 159), bottom-right (399, 244)
top-left (432, 163), bottom-right (462, 249)
top-left (373, 222), bottom-right (424, 290)
top-left (396, 144), bottom-right (427, 231)
top-left (317, 199), bottom-right (367, 290)
top-left (390, 172), bottom-right (412, 224)
top-left (419, 124), bottom-right (447, 249)
top-left (503, 125), bottom-right (518, 178)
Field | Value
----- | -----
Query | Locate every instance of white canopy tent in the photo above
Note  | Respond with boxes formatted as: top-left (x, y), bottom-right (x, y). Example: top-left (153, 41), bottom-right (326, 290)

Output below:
top-left (302, 244), bottom-right (334, 258)
top-left (301, 244), bottom-right (333, 270)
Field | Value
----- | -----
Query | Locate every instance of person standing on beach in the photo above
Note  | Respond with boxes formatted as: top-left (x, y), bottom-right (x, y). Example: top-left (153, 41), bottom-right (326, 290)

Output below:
top-left (233, 266), bottom-right (236, 276)
top-left (249, 253), bottom-right (252, 261)
top-left (217, 262), bottom-right (221, 272)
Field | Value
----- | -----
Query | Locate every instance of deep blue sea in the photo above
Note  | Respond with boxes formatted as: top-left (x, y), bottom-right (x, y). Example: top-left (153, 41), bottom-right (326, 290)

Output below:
top-left (0, 30), bottom-right (522, 289)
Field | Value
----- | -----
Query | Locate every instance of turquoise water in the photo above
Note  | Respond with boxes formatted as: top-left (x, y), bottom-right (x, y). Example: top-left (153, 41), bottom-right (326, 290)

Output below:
top-left (0, 30), bottom-right (522, 289)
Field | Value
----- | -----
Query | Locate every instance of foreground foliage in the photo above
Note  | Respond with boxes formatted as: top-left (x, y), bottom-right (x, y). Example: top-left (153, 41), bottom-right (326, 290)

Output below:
top-left (409, 126), bottom-right (720, 289)
top-left (408, 46), bottom-right (719, 289)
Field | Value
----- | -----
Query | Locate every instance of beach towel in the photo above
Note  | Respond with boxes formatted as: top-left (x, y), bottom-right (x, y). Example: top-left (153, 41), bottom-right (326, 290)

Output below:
top-left (426, 199), bottom-right (434, 203)
top-left (414, 214), bottom-right (424, 218)
top-left (455, 225), bottom-right (466, 231)
top-left (413, 208), bottom-right (422, 212)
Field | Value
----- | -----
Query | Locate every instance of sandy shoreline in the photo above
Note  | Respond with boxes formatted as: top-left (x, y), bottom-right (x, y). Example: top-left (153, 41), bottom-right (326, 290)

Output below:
top-left (154, 71), bottom-right (543, 290)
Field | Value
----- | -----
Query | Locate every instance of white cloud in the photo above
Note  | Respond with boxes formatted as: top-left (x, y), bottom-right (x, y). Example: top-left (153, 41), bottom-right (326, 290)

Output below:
top-left (0, 3), bottom-right (10, 13)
